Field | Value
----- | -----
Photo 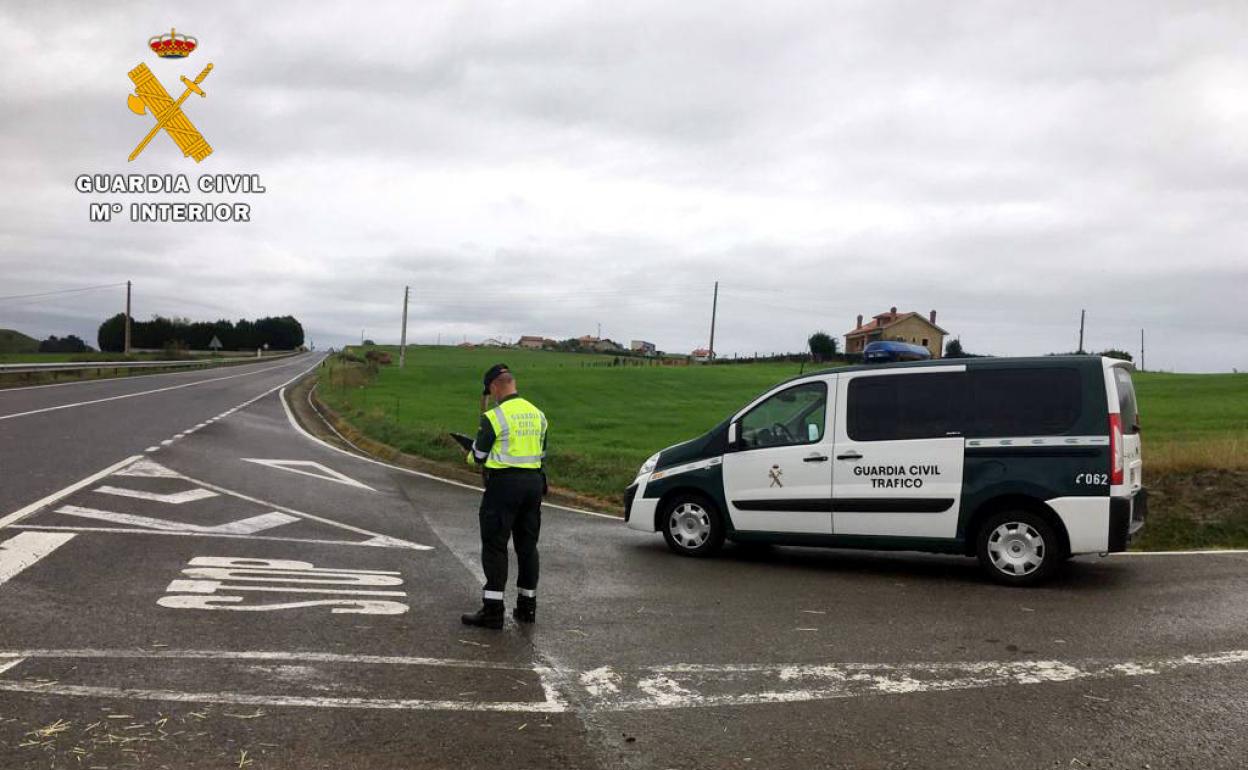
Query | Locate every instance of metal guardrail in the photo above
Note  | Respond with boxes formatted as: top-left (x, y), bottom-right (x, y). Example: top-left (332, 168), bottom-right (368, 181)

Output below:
top-left (0, 352), bottom-right (297, 375)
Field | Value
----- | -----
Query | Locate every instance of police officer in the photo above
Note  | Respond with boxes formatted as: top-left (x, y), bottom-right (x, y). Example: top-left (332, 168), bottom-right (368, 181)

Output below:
top-left (461, 364), bottom-right (548, 629)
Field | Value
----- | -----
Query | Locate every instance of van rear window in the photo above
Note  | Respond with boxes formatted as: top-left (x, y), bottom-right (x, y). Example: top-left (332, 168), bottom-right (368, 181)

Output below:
top-left (966, 368), bottom-right (1081, 437)
top-left (1112, 367), bottom-right (1140, 434)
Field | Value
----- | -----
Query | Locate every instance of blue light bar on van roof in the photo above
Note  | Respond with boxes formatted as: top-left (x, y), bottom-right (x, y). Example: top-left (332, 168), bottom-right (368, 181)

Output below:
top-left (863, 340), bottom-right (932, 363)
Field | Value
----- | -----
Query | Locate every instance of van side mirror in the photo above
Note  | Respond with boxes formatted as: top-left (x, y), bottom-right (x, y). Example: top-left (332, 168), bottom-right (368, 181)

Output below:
top-left (727, 422), bottom-right (740, 450)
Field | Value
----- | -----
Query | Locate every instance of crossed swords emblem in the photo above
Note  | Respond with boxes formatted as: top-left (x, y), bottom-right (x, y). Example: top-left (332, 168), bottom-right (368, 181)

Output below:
top-left (126, 62), bottom-right (214, 162)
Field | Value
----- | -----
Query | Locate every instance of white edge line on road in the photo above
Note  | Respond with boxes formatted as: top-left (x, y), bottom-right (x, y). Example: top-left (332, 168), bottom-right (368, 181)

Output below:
top-left (1110, 549), bottom-right (1248, 556)
top-left (280, 382), bottom-right (619, 521)
top-left (0, 354), bottom-right (298, 393)
top-left (0, 456), bottom-right (142, 530)
top-left (0, 681), bottom-right (563, 713)
top-left (0, 355), bottom-right (312, 423)
top-left (0, 657), bottom-right (25, 675)
top-left (0, 647), bottom-right (529, 670)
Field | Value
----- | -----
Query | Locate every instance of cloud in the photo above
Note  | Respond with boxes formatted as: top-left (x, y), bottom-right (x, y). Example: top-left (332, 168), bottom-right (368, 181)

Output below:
top-left (1, 0), bottom-right (1245, 370)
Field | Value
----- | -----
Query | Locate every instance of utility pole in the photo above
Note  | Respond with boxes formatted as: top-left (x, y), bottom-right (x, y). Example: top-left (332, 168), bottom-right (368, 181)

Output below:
top-left (597, 322), bottom-right (601, 340)
top-left (124, 280), bottom-right (132, 355)
top-left (1140, 328), bottom-right (1145, 371)
top-left (399, 285), bottom-right (409, 368)
top-left (1077, 309), bottom-right (1086, 354)
top-left (708, 280), bottom-right (719, 360)
top-left (360, 329), bottom-right (365, 346)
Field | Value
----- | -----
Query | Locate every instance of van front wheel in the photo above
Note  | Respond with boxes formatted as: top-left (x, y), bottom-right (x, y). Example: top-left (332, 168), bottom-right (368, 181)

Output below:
top-left (660, 494), bottom-right (725, 557)
top-left (976, 510), bottom-right (1062, 586)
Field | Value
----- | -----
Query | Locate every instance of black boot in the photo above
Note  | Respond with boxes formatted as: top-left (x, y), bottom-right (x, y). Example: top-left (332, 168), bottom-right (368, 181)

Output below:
top-left (513, 595), bottom-right (536, 624)
top-left (461, 599), bottom-right (504, 629)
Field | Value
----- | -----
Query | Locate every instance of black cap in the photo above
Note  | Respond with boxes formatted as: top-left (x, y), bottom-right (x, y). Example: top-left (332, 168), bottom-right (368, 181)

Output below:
top-left (482, 363), bottom-right (510, 395)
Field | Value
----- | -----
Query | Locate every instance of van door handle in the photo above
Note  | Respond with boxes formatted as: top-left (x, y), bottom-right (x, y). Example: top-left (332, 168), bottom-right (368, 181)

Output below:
top-left (803, 454), bottom-right (829, 463)
top-left (836, 451), bottom-right (862, 461)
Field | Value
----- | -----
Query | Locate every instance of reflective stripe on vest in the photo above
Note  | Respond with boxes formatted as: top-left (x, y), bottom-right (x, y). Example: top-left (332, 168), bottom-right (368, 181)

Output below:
top-left (483, 397), bottom-right (547, 469)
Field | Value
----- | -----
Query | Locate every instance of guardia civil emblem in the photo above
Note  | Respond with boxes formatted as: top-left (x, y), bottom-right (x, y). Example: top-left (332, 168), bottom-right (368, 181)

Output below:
top-left (127, 28), bottom-right (214, 162)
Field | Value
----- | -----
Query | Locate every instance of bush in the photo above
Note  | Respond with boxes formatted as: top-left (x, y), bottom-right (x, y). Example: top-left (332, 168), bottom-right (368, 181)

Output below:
top-left (38, 334), bottom-right (90, 354)
top-left (808, 331), bottom-right (838, 362)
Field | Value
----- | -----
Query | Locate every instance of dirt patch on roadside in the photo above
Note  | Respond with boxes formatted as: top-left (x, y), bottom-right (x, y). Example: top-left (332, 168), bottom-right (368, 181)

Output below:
top-left (285, 373), bottom-right (619, 516)
top-left (1133, 468), bottom-right (1248, 550)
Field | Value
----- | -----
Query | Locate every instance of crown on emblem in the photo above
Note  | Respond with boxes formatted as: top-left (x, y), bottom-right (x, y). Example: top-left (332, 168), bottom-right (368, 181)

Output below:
top-left (148, 27), bottom-right (197, 58)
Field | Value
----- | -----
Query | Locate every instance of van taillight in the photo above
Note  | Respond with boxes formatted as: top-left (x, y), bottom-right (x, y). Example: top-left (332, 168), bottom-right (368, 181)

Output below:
top-left (1109, 413), bottom-right (1124, 485)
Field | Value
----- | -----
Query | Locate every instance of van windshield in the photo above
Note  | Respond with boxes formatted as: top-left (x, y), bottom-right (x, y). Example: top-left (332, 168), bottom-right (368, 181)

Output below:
top-left (1112, 367), bottom-right (1140, 434)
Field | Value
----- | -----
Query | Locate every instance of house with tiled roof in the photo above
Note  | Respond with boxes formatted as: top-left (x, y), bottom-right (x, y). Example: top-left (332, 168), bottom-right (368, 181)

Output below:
top-left (845, 307), bottom-right (947, 359)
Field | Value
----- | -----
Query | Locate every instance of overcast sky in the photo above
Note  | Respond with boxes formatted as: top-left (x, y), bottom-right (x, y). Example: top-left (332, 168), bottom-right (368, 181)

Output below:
top-left (1, 1), bottom-right (1245, 371)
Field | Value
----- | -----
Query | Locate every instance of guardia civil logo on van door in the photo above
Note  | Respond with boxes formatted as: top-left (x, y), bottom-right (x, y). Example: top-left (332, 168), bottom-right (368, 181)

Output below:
top-left (71, 27), bottom-right (267, 224)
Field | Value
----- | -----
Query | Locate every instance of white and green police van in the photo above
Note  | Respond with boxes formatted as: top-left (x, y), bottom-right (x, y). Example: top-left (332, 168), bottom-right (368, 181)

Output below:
top-left (625, 356), bottom-right (1145, 585)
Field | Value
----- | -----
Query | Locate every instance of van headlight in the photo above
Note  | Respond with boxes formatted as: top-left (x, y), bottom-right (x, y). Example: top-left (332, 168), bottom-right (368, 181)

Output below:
top-left (636, 452), bottom-right (660, 479)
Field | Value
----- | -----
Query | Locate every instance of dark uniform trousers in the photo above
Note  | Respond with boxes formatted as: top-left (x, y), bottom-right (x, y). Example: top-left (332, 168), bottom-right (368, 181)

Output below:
top-left (479, 469), bottom-right (544, 594)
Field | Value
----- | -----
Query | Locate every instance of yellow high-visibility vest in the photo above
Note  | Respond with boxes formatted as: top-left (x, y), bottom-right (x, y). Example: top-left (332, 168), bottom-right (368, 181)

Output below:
top-left (482, 397), bottom-right (547, 470)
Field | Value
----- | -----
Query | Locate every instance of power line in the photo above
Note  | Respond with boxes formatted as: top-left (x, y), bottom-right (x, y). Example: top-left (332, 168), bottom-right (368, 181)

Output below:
top-left (0, 282), bottom-right (127, 304)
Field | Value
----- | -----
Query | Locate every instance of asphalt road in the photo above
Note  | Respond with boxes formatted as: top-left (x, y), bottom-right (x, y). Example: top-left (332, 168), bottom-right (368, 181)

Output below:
top-left (0, 356), bottom-right (1246, 769)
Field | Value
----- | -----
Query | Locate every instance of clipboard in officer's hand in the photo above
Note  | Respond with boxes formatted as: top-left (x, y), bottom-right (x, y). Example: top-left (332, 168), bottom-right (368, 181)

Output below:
top-left (449, 432), bottom-right (475, 452)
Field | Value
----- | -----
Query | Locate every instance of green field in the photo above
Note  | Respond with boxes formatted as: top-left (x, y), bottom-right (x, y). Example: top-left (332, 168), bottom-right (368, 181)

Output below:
top-left (318, 346), bottom-right (1248, 507)
top-left (318, 346), bottom-right (810, 500)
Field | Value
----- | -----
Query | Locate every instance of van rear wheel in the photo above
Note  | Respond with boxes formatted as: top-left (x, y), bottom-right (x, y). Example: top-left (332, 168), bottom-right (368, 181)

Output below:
top-left (660, 493), bottom-right (725, 557)
top-left (976, 510), bottom-right (1062, 586)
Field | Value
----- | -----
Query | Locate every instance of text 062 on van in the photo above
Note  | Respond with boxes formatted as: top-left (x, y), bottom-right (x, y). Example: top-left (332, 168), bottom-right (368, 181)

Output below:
top-left (624, 356), bottom-right (1145, 585)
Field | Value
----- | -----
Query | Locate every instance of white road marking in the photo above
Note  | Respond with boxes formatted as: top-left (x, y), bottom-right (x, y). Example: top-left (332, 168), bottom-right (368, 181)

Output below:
top-left (1111, 549), bottom-right (1248, 556)
top-left (161, 556), bottom-right (409, 614)
top-left (94, 485), bottom-right (219, 504)
top-left (0, 657), bottom-right (24, 676)
top-left (0, 647), bottom-right (527, 671)
top-left (115, 459), bottom-right (181, 478)
top-left (0, 681), bottom-right (560, 713)
top-left (0, 358), bottom-right (308, 422)
top-left (165, 579), bottom-right (406, 597)
top-left (241, 458), bottom-right (376, 491)
top-left (9, 524), bottom-right (425, 550)
top-left (0, 532), bottom-right (76, 587)
top-left (280, 384), bottom-right (619, 521)
top-left (57, 505), bottom-right (299, 535)
top-left (144, 446), bottom-right (158, 453)
top-left (0, 646), bottom-right (1243, 713)
top-left (0, 455), bottom-right (143, 530)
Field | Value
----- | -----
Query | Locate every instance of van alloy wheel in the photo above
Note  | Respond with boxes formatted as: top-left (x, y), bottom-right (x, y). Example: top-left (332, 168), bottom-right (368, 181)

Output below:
top-left (987, 522), bottom-right (1045, 576)
top-left (975, 509), bottom-right (1063, 586)
top-left (660, 493), bottom-right (726, 557)
top-left (669, 502), bottom-right (711, 549)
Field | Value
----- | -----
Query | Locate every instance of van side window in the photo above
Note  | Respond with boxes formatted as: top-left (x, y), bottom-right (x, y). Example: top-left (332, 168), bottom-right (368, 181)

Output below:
top-left (847, 373), bottom-right (963, 441)
top-left (738, 381), bottom-right (827, 450)
top-left (966, 368), bottom-right (1082, 437)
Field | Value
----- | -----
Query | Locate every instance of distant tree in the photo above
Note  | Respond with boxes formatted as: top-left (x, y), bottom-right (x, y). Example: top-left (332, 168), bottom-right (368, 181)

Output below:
top-left (944, 338), bottom-right (966, 358)
top-left (362, 339), bottom-right (376, 347)
top-left (808, 331), bottom-right (838, 361)
top-left (1099, 348), bottom-right (1133, 362)
top-left (38, 334), bottom-right (90, 353)
top-left (98, 313), bottom-right (126, 352)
